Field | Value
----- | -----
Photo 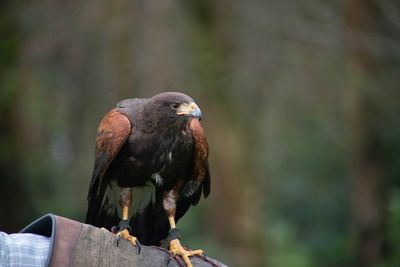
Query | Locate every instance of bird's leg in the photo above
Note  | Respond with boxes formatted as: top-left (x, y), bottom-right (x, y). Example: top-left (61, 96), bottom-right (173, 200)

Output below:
top-left (116, 187), bottom-right (140, 250)
top-left (163, 190), bottom-right (204, 267)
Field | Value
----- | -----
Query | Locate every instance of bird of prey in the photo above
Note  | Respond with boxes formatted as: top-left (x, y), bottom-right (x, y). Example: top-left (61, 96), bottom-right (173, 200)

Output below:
top-left (85, 92), bottom-right (210, 267)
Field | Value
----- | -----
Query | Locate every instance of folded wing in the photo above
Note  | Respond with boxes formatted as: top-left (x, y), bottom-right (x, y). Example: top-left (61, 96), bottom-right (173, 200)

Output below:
top-left (86, 109), bottom-right (131, 226)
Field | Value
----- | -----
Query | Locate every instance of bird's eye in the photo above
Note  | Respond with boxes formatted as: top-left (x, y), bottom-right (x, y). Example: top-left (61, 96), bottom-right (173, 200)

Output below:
top-left (170, 103), bottom-right (180, 110)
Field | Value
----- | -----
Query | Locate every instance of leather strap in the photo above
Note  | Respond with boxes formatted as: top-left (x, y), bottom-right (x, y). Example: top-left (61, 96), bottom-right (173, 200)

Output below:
top-left (49, 216), bottom-right (83, 267)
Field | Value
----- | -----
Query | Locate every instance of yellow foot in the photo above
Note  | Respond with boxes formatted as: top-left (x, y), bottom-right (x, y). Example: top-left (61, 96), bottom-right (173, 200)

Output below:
top-left (117, 229), bottom-right (139, 247)
top-left (169, 239), bottom-right (204, 267)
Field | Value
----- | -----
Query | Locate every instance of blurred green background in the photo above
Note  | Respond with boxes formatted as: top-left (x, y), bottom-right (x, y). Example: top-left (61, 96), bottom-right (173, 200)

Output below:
top-left (1, 0), bottom-right (400, 266)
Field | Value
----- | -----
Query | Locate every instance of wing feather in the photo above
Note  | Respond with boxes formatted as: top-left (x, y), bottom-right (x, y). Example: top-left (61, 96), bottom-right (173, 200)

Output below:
top-left (86, 108), bottom-right (131, 225)
top-left (182, 118), bottom-right (211, 204)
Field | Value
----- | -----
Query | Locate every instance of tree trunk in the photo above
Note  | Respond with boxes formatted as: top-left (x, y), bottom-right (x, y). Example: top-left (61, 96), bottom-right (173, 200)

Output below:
top-left (344, 1), bottom-right (387, 266)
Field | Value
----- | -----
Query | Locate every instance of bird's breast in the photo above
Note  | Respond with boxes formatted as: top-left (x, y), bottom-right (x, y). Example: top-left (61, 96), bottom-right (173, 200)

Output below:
top-left (116, 127), bottom-right (193, 187)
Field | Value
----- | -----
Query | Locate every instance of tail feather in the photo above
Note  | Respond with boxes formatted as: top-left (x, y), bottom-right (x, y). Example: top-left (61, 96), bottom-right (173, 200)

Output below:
top-left (129, 188), bottom-right (169, 246)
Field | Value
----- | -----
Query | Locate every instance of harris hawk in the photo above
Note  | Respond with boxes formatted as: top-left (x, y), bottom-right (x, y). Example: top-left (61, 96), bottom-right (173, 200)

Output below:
top-left (85, 92), bottom-right (210, 266)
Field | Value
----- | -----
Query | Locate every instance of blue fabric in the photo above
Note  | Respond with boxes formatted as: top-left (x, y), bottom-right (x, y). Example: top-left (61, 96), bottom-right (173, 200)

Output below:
top-left (0, 232), bottom-right (50, 267)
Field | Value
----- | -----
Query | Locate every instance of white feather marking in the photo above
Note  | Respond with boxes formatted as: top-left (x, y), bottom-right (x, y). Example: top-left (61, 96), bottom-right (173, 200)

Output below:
top-left (168, 152), bottom-right (173, 162)
top-left (151, 173), bottom-right (164, 186)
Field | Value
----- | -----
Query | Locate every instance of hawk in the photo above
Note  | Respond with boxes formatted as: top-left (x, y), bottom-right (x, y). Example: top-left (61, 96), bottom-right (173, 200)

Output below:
top-left (86, 92), bottom-right (210, 266)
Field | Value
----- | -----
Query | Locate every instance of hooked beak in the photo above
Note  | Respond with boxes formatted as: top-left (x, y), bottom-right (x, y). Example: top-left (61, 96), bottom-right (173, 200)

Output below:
top-left (177, 102), bottom-right (202, 119)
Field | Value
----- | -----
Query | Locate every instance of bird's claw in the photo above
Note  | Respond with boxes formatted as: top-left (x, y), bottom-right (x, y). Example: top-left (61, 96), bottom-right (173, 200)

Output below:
top-left (116, 229), bottom-right (141, 254)
top-left (169, 238), bottom-right (204, 267)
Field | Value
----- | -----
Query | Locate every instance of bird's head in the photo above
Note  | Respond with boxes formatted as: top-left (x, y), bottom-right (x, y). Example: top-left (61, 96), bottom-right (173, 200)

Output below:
top-left (145, 92), bottom-right (202, 129)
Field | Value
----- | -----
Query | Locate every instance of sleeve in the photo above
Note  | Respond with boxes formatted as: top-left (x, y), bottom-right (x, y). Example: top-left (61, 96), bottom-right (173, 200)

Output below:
top-left (0, 231), bottom-right (51, 267)
top-left (0, 232), bottom-right (9, 266)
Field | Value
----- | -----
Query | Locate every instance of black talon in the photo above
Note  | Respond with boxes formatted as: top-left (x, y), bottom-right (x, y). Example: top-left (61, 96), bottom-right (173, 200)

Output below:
top-left (166, 252), bottom-right (175, 266)
top-left (116, 235), bottom-right (121, 247)
top-left (136, 239), bottom-right (142, 254)
top-left (202, 252), bottom-right (207, 261)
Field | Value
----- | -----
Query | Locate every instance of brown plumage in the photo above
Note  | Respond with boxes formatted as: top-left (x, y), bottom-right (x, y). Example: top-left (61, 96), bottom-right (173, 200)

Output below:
top-left (85, 92), bottom-right (210, 247)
